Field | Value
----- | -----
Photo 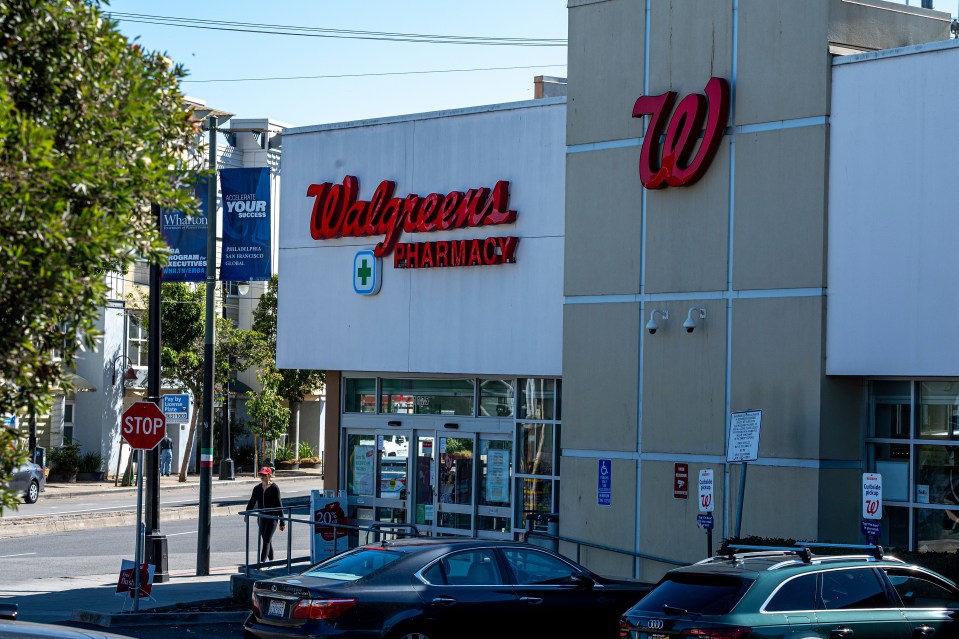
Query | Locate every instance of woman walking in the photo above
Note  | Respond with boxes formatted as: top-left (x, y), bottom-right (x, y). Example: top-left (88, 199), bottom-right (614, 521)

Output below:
top-left (245, 467), bottom-right (285, 562)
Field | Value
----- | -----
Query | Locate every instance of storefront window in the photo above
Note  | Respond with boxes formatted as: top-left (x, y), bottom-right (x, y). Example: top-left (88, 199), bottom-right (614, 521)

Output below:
top-left (345, 378), bottom-right (376, 413)
top-left (519, 378), bottom-right (556, 420)
top-left (518, 424), bottom-right (554, 475)
top-left (347, 433), bottom-right (376, 496)
top-left (517, 478), bottom-right (555, 528)
top-left (381, 379), bottom-right (474, 415)
top-left (479, 379), bottom-right (514, 417)
top-left (920, 382), bottom-right (959, 440)
top-left (916, 506), bottom-right (959, 553)
top-left (869, 381), bottom-right (910, 438)
top-left (479, 439), bottom-right (511, 507)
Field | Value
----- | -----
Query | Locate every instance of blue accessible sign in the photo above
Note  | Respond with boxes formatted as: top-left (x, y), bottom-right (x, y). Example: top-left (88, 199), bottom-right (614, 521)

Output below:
top-left (697, 514), bottom-right (714, 530)
top-left (598, 459), bottom-right (612, 507)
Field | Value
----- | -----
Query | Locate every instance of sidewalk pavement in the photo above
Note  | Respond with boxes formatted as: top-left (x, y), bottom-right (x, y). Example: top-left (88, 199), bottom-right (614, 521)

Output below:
top-left (1, 566), bottom-right (249, 628)
top-left (0, 468), bottom-right (323, 539)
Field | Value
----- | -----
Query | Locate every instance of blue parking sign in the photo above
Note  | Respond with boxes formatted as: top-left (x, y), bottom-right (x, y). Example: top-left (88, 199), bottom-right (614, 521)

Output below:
top-left (598, 459), bottom-right (612, 507)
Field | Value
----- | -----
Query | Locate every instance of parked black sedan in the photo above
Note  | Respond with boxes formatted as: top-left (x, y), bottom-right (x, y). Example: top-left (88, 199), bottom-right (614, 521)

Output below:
top-left (243, 538), bottom-right (651, 639)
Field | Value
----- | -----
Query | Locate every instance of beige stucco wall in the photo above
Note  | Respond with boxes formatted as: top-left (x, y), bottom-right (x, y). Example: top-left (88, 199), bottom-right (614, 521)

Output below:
top-left (562, 0), bottom-right (943, 576)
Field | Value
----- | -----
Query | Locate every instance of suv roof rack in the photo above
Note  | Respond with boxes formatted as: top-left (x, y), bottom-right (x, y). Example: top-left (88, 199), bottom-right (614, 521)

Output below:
top-left (718, 543), bottom-right (894, 567)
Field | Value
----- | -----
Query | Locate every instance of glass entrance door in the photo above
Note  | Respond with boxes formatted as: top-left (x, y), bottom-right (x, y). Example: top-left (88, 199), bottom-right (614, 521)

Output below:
top-left (477, 435), bottom-right (512, 538)
top-left (345, 430), bottom-right (411, 543)
top-left (436, 435), bottom-right (475, 535)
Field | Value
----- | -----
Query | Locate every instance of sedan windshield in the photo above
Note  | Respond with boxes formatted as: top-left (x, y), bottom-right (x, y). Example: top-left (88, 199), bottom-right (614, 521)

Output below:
top-left (633, 574), bottom-right (753, 616)
top-left (301, 548), bottom-right (404, 581)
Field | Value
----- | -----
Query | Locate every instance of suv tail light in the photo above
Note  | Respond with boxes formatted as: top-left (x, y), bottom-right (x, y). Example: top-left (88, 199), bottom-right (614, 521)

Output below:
top-left (619, 620), bottom-right (629, 637)
top-left (292, 598), bottom-right (358, 620)
top-left (687, 628), bottom-right (752, 638)
top-left (251, 593), bottom-right (260, 616)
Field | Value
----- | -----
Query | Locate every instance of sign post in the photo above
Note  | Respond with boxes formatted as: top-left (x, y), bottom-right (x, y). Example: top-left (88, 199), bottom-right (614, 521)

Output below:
top-left (727, 410), bottom-right (762, 540)
top-left (698, 469), bottom-right (715, 557)
top-left (120, 401), bottom-right (166, 611)
top-left (862, 472), bottom-right (883, 542)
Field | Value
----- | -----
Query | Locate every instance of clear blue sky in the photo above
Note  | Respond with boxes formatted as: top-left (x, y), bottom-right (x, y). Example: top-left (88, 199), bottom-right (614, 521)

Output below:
top-left (106, 1), bottom-right (568, 127)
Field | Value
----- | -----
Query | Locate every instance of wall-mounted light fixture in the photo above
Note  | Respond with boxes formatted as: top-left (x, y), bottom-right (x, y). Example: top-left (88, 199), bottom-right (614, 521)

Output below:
top-left (646, 309), bottom-right (668, 335)
top-left (387, 420), bottom-right (402, 428)
top-left (111, 355), bottom-right (137, 386)
top-left (443, 423), bottom-right (460, 430)
top-left (683, 307), bottom-right (706, 334)
top-left (236, 282), bottom-right (251, 296)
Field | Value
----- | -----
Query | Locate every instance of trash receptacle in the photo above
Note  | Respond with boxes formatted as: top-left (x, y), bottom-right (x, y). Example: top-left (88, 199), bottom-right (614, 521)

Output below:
top-left (33, 446), bottom-right (46, 469)
top-left (526, 512), bottom-right (559, 552)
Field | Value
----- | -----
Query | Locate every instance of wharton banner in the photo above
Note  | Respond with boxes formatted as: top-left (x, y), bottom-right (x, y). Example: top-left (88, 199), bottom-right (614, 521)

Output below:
top-left (220, 167), bottom-right (272, 281)
top-left (160, 176), bottom-right (209, 282)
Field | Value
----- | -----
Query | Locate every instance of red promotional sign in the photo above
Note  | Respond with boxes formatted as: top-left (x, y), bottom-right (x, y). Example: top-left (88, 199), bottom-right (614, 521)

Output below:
top-left (314, 501), bottom-right (348, 542)
top-left (674, 463), bottom-right (689, 499)
top-left (632, 77), bottom-right (730, 189)
top-left (116, 562), bottom-right (153, 598)
top-left (120, 401), bottom-right (166, 450)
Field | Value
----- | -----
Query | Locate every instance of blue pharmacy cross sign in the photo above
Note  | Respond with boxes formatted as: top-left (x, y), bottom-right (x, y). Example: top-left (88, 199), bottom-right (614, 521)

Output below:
top-left (353, 250), bottom-right (382, 295)
top-left (598, 459), bottom-right (612, 507)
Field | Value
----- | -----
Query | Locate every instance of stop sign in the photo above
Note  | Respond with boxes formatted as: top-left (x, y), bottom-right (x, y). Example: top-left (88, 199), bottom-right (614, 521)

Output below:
top-left (120, 401), bottom-right (166, 450)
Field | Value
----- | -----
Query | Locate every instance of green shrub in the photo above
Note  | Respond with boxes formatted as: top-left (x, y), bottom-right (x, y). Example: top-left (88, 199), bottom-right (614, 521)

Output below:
top-left (274, 445), bottom-right (295, 462)
top-left (49, 443), bottom-right (81, 472)
top-left (78, 451), bottom-right (102, 473)
top-left (298, 441), bottom-right (315, 460)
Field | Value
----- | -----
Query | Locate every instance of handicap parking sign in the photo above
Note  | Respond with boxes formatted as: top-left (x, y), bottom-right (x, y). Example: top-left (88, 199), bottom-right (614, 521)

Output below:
top-left (598, 459), bottom-right (612, 507)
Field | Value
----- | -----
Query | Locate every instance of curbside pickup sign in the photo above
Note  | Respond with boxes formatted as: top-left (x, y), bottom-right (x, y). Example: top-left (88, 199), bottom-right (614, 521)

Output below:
top-left (862, 473), bottom-right (882, 520)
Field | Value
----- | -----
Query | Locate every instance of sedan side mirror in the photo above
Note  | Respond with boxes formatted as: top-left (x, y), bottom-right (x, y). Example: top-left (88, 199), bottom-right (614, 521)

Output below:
top-left (568, 573), bottom-right (596, 590)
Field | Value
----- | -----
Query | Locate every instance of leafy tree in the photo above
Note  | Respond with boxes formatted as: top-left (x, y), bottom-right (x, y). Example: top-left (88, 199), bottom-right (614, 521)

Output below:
top-left (252, 275), bottom-right (325, 455)
top-left (0, 428), bottom-right (28, 514)
top-left (0, 1), bottom-right (197, 505)
top-left (152, 282), bottom-right (267, 481)
top-left (246, 368), bottom-right (289, 467)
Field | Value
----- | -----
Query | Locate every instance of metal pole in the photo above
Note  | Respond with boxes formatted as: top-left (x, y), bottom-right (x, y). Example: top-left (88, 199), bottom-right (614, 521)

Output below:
top-left (735, 462), bottom-right (748, 539)
top-left (145, 203), bottom-right (168, 582)
top-left (134, 453), bottom-right (143, 611)
top-left (706, 528), bottom-right (713, 558)
top-left (219, 286), bottom-right (234, 481)
top-left (197, 115), bottom-right (217, 576)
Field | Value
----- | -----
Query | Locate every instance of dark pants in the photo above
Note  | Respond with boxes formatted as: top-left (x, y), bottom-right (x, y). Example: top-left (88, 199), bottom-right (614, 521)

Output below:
top-left (259, 519), bottom-right (278, 562)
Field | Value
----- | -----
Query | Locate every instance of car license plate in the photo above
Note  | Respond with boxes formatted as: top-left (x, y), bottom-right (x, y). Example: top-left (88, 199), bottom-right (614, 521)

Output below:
top-left (268, 599), bottom-right (285, 618)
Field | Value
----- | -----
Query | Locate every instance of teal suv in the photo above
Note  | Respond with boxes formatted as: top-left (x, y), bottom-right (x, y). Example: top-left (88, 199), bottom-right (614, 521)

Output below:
top-left (620, 544), bottom-right (959, 639)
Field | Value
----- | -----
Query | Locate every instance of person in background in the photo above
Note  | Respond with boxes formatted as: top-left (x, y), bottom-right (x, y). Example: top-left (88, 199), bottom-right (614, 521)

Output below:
top-left (159, 430), bottom-right (174, 477)
top-left (245, 466), bottom-right (285, 562)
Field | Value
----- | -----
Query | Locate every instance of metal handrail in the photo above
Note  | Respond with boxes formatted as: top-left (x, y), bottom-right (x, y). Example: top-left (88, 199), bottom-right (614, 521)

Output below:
top-left (522, 528), bottom-right (686, 574)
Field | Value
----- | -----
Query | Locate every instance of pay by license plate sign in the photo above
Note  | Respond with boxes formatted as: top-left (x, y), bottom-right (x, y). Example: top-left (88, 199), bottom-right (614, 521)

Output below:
top-left (268, 599), bottom-right (285, 618)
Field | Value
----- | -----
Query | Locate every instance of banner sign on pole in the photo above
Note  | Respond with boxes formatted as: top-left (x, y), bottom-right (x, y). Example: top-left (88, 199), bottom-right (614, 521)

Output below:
top-left (220, 167), bottom-right (272, 282)
top-left (310, 490), bottom-right (349, 563)
top-left (116, 560), bottom-right (154, 598)
top-left (161, 177), bottom-right (209, 282)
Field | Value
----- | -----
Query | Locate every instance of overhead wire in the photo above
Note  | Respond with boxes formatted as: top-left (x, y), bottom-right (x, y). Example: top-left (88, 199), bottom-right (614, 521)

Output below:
top-left (183, 63), bottom-right (568, 84)
top-left (107, 12), bottom-right (567, 47)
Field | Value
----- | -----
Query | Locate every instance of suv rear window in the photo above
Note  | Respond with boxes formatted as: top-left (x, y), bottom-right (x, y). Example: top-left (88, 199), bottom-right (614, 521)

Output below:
top-left (633, 574), bottom-right (753, 615)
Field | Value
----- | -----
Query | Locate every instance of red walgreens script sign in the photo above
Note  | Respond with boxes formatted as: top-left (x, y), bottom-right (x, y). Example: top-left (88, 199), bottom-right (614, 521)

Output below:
top-left (306, 176), bottom-right (517, 260)
top-left (120, 401), bottom-right (166, 450)
top-left (632, 77), bottom-right (730, 189)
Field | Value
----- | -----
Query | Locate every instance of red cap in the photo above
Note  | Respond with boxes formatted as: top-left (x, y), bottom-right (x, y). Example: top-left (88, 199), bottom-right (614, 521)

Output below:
top-left (258, 466), bottom-right (273, 476)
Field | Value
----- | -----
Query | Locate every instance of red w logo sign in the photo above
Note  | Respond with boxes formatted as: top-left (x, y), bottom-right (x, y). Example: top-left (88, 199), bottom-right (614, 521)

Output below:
top-left (632, 77), bottom-right (730, 189)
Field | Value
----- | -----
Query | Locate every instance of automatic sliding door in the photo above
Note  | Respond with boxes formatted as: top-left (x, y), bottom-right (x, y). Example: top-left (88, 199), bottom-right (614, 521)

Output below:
top-left (436, 435), bottom-right (475, 535)
top-left (477, 436), bottom-right (512, 538)
top-left (345, 431), bottom-right (411, 543)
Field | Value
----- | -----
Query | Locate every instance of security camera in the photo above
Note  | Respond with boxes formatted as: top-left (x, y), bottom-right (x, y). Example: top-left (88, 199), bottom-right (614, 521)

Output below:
top-left (646, 309), bottom-right (667, 335)
top-left (684, 307), bottom-right (706, 334)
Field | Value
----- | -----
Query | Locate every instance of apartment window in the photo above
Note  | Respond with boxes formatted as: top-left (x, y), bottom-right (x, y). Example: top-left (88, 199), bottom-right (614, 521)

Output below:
top-left (127, 317), bottom-right (148, 368)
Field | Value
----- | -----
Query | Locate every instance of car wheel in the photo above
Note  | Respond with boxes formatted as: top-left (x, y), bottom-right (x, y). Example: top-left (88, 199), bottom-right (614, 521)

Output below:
top-left (396, 633), bottom-right (431, 639)
top-left (25, 480), bottom-right (39, 504)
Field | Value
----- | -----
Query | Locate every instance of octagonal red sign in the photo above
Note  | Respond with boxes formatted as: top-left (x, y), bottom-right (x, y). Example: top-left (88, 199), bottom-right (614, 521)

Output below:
top-left (121, 401), bottom-right (166, 450)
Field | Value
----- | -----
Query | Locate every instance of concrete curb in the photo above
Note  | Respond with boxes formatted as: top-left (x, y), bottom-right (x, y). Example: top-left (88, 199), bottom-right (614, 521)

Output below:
top-left (71, 608), bottom-right (249, 627)
top-left (0, 504), bottom-right (245, 539)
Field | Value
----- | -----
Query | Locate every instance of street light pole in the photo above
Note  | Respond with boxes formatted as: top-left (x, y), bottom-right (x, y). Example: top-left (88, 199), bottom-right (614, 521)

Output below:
top-left (197, 115), bottom-right (217, 576)
top-left (145, 202), bottom-right (169, 583)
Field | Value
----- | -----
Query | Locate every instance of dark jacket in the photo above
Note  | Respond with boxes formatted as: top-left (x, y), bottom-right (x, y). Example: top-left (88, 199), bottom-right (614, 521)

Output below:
top-left (247, 482), bottom-right (283, 517)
